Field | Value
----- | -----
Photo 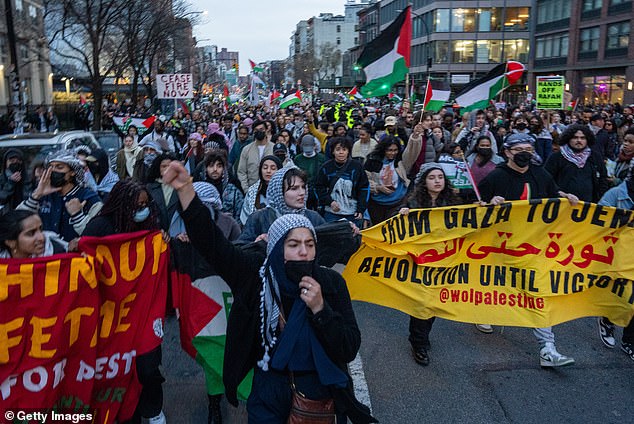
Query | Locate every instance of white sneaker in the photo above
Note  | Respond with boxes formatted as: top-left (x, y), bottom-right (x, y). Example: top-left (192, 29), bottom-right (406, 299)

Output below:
top-left (475, 324), bottom-right (493, 334)
top-left (539, 343), bottom-right (575, 367)
top-left (148, 411), bottom-right (166, 424)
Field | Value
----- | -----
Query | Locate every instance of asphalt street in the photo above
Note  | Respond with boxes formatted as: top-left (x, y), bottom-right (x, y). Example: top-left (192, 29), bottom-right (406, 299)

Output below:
top-left (162, 298), bottom-right (633, 424)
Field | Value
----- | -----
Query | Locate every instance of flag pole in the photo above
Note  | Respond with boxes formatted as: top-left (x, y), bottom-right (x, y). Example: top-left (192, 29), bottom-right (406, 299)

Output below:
top-left (418, 76), bottom-right (431, 124)
top-left (460, 151), bottom-right (482, 203)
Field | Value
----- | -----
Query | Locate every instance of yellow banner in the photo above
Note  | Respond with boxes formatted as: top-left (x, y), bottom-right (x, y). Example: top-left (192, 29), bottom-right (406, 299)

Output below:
top-left (343, 200), bottom-right (634, 327)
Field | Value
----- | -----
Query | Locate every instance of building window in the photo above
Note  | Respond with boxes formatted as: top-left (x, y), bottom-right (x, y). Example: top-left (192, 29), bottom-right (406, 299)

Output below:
top-left (502, 39), bottom-right (529, 62)
top-left (433, 40), bottom-right (449, 63)
top-left (477, 8), bottom-right (502, 32)
top-left (451, 40), bottom-right (475, 63)
top-left (536, 33), bottom-right (569, 58)
top-left (20, 45), bottom-right (29, 60)
top-left (434, 9), bottom-right (450, 32)
top-left (336, 25), bottom-right (341, 33)
top-left (536, 0), bottom-right (571, 25)
top-left (15, 0), bottom-right (23, 11)
top-left (29, 5), bottom-right (37, 18)
top-left (582, 75), bottom-right (625, 104)
top-left (579, 27), bottom-right (600, 52)
top-left (476, 40), bottom-right (503, 63)
top-left (503, 8), bottom-right (530, 31)
top-left (451, 8), bottom-right (476, 32)
top-left (606, 21), bottom-right (630, 49)
top-left (582, 0), bottom-right (602, 11)
top-left (610, 0), bottom-right (629, 4)
top-left (336, 38), bottom-right (341, 46)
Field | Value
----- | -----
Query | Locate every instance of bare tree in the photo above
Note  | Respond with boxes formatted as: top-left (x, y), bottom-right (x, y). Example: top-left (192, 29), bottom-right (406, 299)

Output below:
top-left (45, 0), bottom-right (128, 129)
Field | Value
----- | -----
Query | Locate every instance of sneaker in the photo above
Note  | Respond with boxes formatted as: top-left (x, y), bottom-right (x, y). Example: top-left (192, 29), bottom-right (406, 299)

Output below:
top-left (411, 346), bottom-right (430, 366)
top-left (475, 324), bottom-right (493, 334)
top-left (621, 342), bottom-right (634, 361)
top-left (148, 411), bottom-right (166, 424)
top-left (597, 317), bottom-right (616, 348)
top-left (539, 343), bottom-right (575, 367)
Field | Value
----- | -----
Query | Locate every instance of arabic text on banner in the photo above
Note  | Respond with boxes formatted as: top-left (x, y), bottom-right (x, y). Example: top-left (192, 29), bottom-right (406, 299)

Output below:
top-left (0, 231), bottom-right (168, 424)
top-left (343, 200), bottom-right (634, 327)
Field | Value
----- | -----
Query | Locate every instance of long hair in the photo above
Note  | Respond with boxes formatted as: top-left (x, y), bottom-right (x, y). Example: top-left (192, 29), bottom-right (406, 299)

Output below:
top-left (369, 135), bottom-right (403, 166)
top-left (98, 179), bottom-right (159, 233)
top-left (557, 123), bottom-right (595, 146)
top-left (256, 155), bottom-right (283, 208)
top-left (146, 152), bottom-right (178, 182)
top-left (0, 209), bottom-right (38, 249)
top-left (409, 168), bottom-right (460, 208)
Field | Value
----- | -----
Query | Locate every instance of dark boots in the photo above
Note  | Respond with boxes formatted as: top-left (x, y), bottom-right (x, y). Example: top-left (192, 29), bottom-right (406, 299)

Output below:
top-left (207, 394), bottom-right (222, 424)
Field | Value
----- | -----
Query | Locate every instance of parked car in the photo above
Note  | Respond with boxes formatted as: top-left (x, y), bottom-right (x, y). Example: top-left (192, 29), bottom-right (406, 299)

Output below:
top-left (0, 131), bottom-right (100, 176)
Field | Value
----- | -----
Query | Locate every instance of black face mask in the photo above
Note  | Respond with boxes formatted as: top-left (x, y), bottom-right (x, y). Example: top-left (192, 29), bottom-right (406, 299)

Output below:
top-left (513, 151), bottom-right (532, 168)
top-left (515, 122), bottom-right (527, 131)
top-left (254, 130), bottom-right (266, 141)
top-left (476, 147), bottom-right (493, 162)
top-left (284, 260), bottom-right (315, 285)
top-left (8, 163), bottom-right (22, 173)
top-left (50, 171), bottom-right (68, 187)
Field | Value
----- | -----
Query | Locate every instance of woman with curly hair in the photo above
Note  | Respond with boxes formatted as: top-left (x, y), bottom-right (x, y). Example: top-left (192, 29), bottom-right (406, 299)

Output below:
top-left (398, 163), bottom-right (462, 366)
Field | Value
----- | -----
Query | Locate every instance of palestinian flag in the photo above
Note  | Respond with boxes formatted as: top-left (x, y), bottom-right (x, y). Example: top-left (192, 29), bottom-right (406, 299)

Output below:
top-left (455, 61), bottom-right (525, 112)
top-left (567, 98), bottom-right (578, 111)
top-left (348, 86), bottom-right (363, 100)
top-left (171, 240), bottom-right (252, 398)
top-left (279, 90), bottom-right (302, 109)
top-left (112, 115), bottom-right (156, 136)
top-left (388, 93), bottom-right (402, 102)
top-left (249, 59), bottom-right (264, 73)
top-left (422, 79), bottom-right (451, 112)
top-left (270, 89), bottom-right (281, 102)
top-left (357, 6), bottom-right (411, 98)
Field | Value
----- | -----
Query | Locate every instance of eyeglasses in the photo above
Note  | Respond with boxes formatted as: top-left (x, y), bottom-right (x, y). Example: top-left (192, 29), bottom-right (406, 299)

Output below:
top-left (509, 147), bottom-right (534, 153)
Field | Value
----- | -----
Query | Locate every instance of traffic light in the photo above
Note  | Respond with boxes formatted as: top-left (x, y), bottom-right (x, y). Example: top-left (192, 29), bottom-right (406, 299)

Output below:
top-left (232, 63), bottom-right (239, 72)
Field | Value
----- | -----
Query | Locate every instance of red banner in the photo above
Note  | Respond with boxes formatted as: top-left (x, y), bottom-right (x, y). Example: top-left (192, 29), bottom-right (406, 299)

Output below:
top-left (0, 231), bottom-right (168, 423)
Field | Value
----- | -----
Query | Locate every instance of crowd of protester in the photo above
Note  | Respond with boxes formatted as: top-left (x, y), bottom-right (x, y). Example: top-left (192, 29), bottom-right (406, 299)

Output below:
top-left (1, 95), bottom-right (633, 423)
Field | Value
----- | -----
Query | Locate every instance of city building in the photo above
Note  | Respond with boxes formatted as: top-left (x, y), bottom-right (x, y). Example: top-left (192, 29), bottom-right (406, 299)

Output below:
top-left (0, 0), bottom-right (53, 109)
top-left (356, 0), bottom-right (531, 100)
top-left (216, 47), bottom-right (239, 85)
top-left (290, 0), bottom-right (371, 90)
top-left (529, 0), bottom-right (634, 105)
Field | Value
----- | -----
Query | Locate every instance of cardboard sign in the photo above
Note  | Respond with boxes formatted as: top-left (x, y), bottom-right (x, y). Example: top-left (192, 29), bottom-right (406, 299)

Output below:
top-left (536, 76), bottom-right (564, 110)
top-left (156, 74), bottom-right (194, 99)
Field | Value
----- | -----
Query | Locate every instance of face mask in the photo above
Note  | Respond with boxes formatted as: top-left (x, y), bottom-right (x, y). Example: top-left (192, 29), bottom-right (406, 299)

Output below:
top-left (530, 125), bottom-right (540, 133)
top-left (513, 151), bottom-right (532, 168)
top-left (275, 153), bottom-right (286, 163)
top-left (477, 147), bottom-right (492, 157)
top-left (302, 145), bottom-right (315, 157)
top-left (515, 123), bottom-right (527, 131)
top-left (8, 163), bottom-right (22, 173)
top-left (144, 153), bottom-right (157, 167)
top-left (284, 260), bottom-right (314, 285)
top-left (50, 171), bottom-right (67, 187)
top-left (133, 207), bottom-right (150, 223)
top-left (254, 130), bottom-right (266, 141)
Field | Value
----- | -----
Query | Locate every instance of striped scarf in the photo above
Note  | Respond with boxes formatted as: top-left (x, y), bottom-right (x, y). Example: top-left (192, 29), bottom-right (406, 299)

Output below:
top-left (560, 144), bottom-right (591, 168)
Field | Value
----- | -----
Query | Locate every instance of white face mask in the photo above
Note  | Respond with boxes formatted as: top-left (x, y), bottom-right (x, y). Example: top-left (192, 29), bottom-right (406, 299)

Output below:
top-left (133, 207), bottom-right (150, 223)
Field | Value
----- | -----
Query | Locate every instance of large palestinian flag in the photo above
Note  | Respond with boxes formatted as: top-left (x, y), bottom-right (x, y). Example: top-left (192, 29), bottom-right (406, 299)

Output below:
top-left (112, 115), bottom-right (156, 136)
top-left (454, 61), bottom-right (525, 112)
top-left (358, 6), bottom-right (411, 98)
top-left (171, 240), bottom-right (252, 398)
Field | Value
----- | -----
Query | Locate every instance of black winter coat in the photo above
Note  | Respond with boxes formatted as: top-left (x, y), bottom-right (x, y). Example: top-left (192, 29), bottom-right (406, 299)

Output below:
top-left (180, 196), bottom-right (374, 422)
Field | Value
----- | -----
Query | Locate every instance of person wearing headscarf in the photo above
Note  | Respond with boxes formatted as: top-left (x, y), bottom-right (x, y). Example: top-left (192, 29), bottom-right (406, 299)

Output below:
top-left (0, 148), bottom-right (27, 210)
top-left (596, 162), bottom-right (634, 361)
top-left (237, 164), bottom-right (325, 245)
top-left (86, 148), bottom-right (120, 201)
top-left (183, 132), bottom-right (206, 173)
top-left (398, 163), bottom-right (462, 366)
top-left (18, 150), bottom-right (102, 242)
top-left (116, 134), bottom-right (143, 180)
top-left (134, 139), bottom-right (163, 183)
top-left (161, 160), bottom-right (376, 423)
top-left (454, 109), bottom-right (497, 155)
top-left (240, 155), bottom-right (282, 225)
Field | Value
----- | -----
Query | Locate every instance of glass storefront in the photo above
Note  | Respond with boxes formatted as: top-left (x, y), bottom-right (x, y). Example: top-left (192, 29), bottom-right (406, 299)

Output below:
top-left (582, 75), bottom-right (625, 105)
